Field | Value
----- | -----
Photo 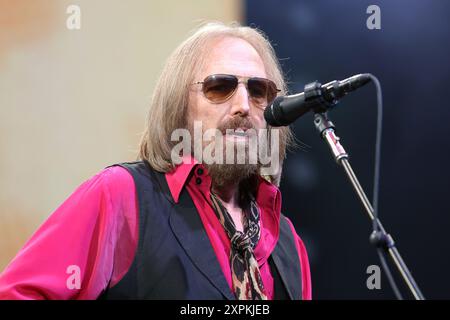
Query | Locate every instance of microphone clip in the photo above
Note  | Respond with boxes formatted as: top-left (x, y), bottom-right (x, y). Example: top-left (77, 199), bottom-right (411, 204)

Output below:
top-left (304, 81), bottom-right (338, 113)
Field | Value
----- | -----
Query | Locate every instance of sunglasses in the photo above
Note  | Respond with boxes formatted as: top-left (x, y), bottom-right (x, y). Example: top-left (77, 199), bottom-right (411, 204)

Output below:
top-left (192, 74), bottom-right (280, 106)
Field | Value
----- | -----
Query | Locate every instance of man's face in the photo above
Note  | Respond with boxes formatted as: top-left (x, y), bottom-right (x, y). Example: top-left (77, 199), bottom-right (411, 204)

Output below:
top-left (187, 36), bottom-right (270, 186)
top-left (188, 36), bottom-right (267, 141)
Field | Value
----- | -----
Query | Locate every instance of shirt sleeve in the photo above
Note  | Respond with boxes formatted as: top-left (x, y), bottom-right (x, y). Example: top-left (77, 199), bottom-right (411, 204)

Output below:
top-left (0, 166), bottom-right (138, 300)
top-left (284, 216), bottom-right (312, 300)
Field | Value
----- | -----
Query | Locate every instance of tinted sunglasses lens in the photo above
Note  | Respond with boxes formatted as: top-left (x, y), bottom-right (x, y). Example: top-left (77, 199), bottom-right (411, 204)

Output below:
top-left (248, 78), bottom-right (278, 105)
top-left (202, 75), bottom-right (238, 103)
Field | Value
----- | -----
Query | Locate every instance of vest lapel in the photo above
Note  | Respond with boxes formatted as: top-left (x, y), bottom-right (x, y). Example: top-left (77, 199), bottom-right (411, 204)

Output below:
top-left (152, 170), bottom-right (235, 300)
top-left (270, 217), bottom-right (303, 300)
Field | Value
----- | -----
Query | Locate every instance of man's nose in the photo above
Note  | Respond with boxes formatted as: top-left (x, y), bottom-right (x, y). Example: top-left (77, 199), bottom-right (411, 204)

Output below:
top-left (229, 82), bottom-right (250, 116)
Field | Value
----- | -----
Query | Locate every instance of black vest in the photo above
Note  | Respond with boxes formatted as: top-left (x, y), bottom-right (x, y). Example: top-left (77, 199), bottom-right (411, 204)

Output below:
top-left (99, 161), bottom-right (303, 300)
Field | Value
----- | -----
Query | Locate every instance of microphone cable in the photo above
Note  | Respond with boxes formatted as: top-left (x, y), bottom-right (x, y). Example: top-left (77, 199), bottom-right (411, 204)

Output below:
top-left (368, 74), bottom-right (403, 300)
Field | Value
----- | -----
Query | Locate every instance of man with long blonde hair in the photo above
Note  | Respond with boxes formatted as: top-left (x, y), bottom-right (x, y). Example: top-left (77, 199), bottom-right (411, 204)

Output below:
top-left (0, 22), bottom-right (311, 300)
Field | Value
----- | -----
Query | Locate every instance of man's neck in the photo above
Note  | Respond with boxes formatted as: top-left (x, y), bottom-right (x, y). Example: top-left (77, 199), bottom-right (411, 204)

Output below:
top-left (211, 182), bottom-right (240, 209)
top-left (211, 182), bottom-right (246, 232)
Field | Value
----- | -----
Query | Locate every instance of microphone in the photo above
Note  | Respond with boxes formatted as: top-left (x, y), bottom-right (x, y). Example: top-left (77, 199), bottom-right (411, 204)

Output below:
top-left (264, 74), bottom-right (372, 127)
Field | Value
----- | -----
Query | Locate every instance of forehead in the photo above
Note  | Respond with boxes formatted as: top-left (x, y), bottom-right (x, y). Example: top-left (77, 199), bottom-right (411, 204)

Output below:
top-left (197, 37), bottom-right (267, 80)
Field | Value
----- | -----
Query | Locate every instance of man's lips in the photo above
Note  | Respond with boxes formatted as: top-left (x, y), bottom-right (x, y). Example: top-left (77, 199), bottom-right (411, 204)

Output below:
top-left (229, 131), bottom-right (247, 137)
top-left (224, 127), bottom-right (251, 137)
top-left (223, 126), bottom-right (251, 133)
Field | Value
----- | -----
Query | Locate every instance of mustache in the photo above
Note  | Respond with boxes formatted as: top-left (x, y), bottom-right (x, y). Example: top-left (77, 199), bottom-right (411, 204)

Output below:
top-left (217, 117), bottom-right (256, 134)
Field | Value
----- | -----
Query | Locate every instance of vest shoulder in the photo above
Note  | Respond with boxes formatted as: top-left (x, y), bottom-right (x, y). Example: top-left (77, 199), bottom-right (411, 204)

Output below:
top-left (107, 161), bottom-right (159, 177)
top-left (108, 160), bottom-right (148, 170)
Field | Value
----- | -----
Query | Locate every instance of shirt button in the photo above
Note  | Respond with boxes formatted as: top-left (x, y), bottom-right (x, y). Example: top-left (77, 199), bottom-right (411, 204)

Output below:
top-left (196, 177), bottom-right (202, 185)
top-left (196, 168), bottom-right (204, 175)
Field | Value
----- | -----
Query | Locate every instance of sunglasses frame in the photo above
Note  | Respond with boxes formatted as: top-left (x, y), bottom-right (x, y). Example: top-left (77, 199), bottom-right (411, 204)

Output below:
top-left (192, 74), bottom-right (281, 106)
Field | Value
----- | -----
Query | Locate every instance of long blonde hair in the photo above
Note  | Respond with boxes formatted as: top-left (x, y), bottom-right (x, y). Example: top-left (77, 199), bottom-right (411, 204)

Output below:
top-left (138, 21), bottom-right (294, 186)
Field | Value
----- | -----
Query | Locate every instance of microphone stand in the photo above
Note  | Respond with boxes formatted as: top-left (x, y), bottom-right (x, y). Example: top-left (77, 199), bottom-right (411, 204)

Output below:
top-left (313, 112), bottom-right (425, 300)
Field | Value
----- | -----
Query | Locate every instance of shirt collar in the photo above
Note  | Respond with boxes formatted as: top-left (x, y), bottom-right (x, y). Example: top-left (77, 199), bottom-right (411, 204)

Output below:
top-left (165, 155), bottom-right (199, 203)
